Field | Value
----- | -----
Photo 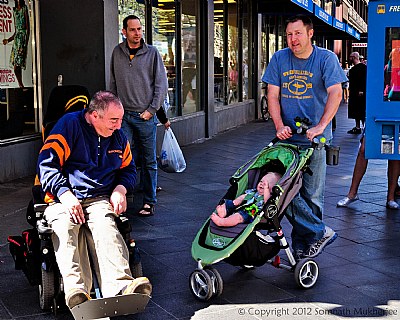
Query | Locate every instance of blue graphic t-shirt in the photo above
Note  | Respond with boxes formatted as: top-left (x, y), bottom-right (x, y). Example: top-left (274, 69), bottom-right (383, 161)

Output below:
top-left (262, 45), bottom-right (347, 144)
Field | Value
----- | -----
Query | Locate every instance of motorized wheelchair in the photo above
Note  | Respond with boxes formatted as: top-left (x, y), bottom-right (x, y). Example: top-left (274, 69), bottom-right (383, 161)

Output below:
top-left (7, 85), bottom-right (147, 319)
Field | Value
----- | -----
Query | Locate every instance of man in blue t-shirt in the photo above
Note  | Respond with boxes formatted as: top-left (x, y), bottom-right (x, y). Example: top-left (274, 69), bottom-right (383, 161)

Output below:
top-left (262, 15), bottom-right (347, 260)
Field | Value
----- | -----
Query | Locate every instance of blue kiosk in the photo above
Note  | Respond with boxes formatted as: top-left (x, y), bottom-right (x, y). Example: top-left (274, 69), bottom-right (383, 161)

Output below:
top-left (365, 0), bottom-right (400, 159)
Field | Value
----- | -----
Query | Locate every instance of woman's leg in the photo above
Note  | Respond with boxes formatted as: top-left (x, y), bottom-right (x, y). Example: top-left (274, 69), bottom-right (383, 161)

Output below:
top-left (14, 66), bottom-right (24, 89)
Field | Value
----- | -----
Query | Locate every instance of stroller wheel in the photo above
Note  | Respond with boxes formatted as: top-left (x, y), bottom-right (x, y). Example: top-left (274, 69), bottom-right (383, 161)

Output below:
top-left (204, 266), bottom-right (223, 297)
top-left (189, 269), bottom-right (213, 301)
top-left (294, 258), bottom-right (319, 289)
top-left (39, 268), bottom-right (55, 310)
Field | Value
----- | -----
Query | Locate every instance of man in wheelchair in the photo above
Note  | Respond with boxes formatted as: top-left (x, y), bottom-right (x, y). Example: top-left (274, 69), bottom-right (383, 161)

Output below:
top-left (37, 90), bottom-right (152, 309)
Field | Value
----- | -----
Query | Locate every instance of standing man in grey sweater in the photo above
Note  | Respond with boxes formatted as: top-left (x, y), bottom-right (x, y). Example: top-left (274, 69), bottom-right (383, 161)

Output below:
top-left (110, 14), bottom-right (168, 216)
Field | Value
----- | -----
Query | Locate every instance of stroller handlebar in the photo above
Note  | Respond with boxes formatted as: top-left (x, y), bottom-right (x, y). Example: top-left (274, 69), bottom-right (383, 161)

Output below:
top-left (268, 137), bottom-right (280, 147)
top-left (268, 117), bottom-right (326, 149)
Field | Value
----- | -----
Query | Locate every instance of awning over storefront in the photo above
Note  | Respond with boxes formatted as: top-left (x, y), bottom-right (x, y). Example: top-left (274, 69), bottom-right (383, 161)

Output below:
top-left (314, 4), bottom-right (332, 26)
top-left (290, 0), bottom-right (313, 13)
top-left (258, 0), bottom-right (360, 40)
top-left (333, 17), bottom-right (346, 31)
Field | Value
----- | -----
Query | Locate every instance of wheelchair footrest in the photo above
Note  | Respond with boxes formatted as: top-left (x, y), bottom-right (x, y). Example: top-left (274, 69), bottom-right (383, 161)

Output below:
top-left (70, 293), bottom-right (150, 320)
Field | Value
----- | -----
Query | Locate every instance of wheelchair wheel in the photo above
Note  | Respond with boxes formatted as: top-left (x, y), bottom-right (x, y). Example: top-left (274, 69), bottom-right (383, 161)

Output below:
top-left (39, 268), bottom-right (55, 310)
top-left (260, 96), bottom-right (270, 121)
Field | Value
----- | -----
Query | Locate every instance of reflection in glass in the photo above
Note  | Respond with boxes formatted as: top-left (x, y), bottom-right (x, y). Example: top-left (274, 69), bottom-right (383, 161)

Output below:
top-left (214, 0), bottom-right (238, 106)
top-left (118, 0), bottom-right (145, 41)
top-left (227, 1), bottom-right (238, 105)
top-left (0, 0), bottom-right (36, 139)
top-left (242, 4), bottom-right (249, 101)
top-left (384, 28), bottom-right (400, 101)
top-left (214, 2), bottom-right (224, 106)
top-left (0, 88), bottom-right (34, 139)
top-left (182, 0), bottom-right (198, 114)
top-left (152, 0), bottom-right (177, 118)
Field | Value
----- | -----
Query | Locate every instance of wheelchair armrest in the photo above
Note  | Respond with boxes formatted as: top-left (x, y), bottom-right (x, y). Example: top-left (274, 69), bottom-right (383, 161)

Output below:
top-left (34, 203), bottom-right (49, 212)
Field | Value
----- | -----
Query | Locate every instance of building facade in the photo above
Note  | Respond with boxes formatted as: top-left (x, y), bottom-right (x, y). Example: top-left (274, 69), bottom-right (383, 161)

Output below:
top-left (0, 0), bottom-right (367, 182)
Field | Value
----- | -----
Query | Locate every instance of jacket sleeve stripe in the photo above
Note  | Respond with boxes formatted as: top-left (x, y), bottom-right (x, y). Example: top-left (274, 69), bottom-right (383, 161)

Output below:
top-left (121, 142), bottom-right (133, 169)
top-left (40, 134), bottom-right (71, 166)
top-left (40, 143), bottom-right (66, 167)
top-left (45, 134), bottom-right (71, 159)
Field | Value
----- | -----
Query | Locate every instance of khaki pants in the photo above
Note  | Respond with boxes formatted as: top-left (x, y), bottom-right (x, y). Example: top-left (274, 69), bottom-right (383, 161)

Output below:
top-left (44, 198), bottom-right (133, 298)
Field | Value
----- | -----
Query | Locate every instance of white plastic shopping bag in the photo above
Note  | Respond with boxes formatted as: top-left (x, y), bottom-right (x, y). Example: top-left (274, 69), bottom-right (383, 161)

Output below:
top-left (158, 128), bottom-right (186, 173)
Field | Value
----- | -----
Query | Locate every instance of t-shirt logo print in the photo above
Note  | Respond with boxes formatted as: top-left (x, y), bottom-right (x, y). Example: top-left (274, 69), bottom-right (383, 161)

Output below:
top-left (288, 79), bottom-right (308, 95)
top-left (282, 70), bottom-right (314, 100)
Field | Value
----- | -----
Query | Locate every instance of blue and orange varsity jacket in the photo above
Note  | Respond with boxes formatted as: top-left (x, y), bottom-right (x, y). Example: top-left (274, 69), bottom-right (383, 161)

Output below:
top-left (37, 110), bottom-right (136, 202)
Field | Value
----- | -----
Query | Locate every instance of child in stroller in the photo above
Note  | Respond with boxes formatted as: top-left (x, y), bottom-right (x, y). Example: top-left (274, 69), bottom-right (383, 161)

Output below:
top-left (190, 138), bottom-right (322, 301)
top-left (210, 172), bottom-right (281, 227)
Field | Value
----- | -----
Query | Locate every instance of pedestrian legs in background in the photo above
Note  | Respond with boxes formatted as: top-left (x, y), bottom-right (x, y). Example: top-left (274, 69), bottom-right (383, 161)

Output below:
top-left (342, 85), bottom-right (349, 103)
top-left (122, 111), bottom-right (158, 216)
top-left (332, 116), bottom-right (336, 132)
top-left (347, 119), bottom-right (364, 134)
top-left (386, 160), bottom-right (400, 209)
top-left (337, 137), bottom-right (366, 207)
top-left (337, 137), bottom-right (400, 209)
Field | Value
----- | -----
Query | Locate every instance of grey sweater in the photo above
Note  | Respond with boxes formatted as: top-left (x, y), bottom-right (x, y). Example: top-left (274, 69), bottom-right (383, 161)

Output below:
top-left (109, 40), bottom-right (168, 115)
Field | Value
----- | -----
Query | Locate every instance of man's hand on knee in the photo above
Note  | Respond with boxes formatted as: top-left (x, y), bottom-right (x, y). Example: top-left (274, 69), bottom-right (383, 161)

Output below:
top-left (110, 185), bottom-right (127, 215)
top-left (59, 190), bottom-right (85, 224)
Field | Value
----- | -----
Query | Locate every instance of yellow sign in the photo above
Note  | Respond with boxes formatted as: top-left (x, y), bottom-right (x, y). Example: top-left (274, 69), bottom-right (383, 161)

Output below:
top-left (377, 4), bottom-right (385, 14)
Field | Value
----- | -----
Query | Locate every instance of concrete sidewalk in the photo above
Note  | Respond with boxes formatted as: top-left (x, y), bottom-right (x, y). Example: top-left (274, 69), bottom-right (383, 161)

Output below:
top-left (1, 103), bottom-right (400, 320)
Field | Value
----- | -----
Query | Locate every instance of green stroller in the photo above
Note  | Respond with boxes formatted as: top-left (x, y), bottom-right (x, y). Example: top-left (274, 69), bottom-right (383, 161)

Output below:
top-left (190, 141), bottom-right (320, 301)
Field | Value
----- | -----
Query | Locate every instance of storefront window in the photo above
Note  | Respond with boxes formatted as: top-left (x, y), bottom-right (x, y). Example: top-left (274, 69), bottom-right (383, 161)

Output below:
top-left (227, 0), bottom-right (238, 105)
top-left (242, 6), bottom-right (249, 100)
top-left (118, 0), bottom-right (145, 41)
top-left (384, 28), bottom-right (400, 101)
top-left (323, 1), bottom-right (332, 15)
top-left (268, 32), bottom-right (276, 62)
top-left (278, 16), bottom-right (284, 51)
top-left (118, 0), bottom-right (201, 117)
top-left (214, 0), bottom-right (239, 106)
top-left (0, 0), bottom-right (35, 140)
top-left (152, 0), bottom-right (176, 118)
top-left (214, 7), bottom-right (224, 106)
top-left (313, 0), bottom-right (322, 7)
top-left (182, 0), bottom-right (198, 114)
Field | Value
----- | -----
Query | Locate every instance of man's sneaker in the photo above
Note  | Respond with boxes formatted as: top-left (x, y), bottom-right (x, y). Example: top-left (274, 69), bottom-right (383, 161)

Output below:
top-left (123, 277), bottom-right (152, 296)
top-left (65, 288), bottom-right (91, 309)
top-left (304, 226), bottom-right (337, 258)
